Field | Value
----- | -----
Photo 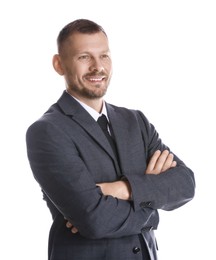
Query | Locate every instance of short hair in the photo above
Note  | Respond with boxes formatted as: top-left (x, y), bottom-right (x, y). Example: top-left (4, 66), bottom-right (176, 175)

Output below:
top-left (57, 19), bottom-right (107, 53)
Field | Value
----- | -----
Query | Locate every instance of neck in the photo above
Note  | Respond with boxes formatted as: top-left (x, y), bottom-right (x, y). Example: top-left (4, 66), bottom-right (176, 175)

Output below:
top-left (66, 90), bottom-right (104, 113)
top-left (81, 98), bottom-right (104, 113)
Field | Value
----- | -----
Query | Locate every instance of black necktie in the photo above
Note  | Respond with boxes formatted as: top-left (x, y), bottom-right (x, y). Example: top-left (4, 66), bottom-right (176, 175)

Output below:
top-left (97, 114), bottom-right (118, 157)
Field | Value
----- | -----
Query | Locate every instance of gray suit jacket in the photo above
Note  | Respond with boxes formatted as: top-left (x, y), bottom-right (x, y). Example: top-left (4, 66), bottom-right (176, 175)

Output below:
top-left (26, 91), bottom-right (195, 260)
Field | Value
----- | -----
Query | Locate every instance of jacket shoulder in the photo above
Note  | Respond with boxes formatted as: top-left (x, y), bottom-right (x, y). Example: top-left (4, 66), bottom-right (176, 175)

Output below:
top-left (107, 103), bottom-right (150, 125)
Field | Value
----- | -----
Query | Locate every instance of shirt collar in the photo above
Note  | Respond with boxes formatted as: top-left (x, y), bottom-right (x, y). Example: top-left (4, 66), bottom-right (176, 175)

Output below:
top-left (67, 92), bottom-right (109, 122)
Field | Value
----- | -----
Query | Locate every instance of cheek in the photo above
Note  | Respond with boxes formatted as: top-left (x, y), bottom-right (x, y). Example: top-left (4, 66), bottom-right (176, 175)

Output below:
top-left (72, 63), bottom-right (89, 77)
top-left (65, 64), bottom-right (78, 79)
top-left (105, 61), bottom-right (112, 73)
top-left (107, 64), bottom-right (113, 76)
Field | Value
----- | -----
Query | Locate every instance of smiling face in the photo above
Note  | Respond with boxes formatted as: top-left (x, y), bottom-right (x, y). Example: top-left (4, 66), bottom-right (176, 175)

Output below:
top-left (53, 32), bottom-right (112, 106)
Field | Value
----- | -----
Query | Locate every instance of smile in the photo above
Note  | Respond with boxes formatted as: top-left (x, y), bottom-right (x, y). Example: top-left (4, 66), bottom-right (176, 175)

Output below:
top-left (85, 76), bottom-right (106, 82)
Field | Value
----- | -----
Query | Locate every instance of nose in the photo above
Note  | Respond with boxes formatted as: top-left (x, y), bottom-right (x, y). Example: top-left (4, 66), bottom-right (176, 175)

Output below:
top-left (89, 57), bottom-right (104, 73)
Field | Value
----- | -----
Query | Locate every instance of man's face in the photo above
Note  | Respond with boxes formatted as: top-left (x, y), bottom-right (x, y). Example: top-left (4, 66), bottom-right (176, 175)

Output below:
top-left (57, 32), bottom-right (112, 101)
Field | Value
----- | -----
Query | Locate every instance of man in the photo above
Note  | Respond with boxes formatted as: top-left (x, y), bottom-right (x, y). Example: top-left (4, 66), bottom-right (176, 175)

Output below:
top-left (26, 19), bottom-right (195, 260)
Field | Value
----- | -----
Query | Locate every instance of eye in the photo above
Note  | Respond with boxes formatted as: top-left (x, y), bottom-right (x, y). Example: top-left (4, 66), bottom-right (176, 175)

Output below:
top-left (101, 54), bottom-right (110, 60)
top-left (78, 55), bottom-right (91, 62)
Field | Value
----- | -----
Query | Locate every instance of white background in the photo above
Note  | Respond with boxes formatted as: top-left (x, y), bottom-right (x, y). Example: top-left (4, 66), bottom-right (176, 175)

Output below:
top-left (1, 1), bottom-right (215, 259)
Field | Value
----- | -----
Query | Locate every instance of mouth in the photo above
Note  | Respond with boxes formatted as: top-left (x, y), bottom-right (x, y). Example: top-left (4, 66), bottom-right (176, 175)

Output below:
top-left (84, 75), bottom-right (106, 83)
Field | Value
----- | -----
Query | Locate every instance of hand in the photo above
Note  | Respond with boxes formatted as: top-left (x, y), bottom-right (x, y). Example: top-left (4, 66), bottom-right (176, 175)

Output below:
top-left (97, 180), bottom-right (131, 200)
top-left (66, 221), bottom-right (79, 234)
top-left (65, 180), bottom-right (131, 232)
top-left (65, 150), bottom-right (176, 232)
top-left (145, 149), bottom-right (177, 175)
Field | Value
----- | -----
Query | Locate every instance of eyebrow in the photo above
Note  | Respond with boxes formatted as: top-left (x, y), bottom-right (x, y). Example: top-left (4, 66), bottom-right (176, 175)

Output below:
top-left (75, 49), bottom-right (111, 56)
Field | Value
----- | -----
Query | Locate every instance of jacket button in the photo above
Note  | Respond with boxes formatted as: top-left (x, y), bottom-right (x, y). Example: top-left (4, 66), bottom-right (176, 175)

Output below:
top-left (133, 247), bottom-right (141, 254)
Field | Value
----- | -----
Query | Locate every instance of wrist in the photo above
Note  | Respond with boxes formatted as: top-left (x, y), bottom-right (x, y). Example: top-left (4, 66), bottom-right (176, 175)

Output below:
top-left (117, 180), bottom-right (132, 200)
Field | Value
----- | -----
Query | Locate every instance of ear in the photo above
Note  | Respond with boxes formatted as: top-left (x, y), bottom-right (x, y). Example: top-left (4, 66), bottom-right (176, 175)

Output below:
top-left (52, 54), bottom-right (64, 75)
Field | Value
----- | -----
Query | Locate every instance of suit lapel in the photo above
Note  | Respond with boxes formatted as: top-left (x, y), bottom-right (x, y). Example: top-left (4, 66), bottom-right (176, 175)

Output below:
top-left (106, 103), bottom-right (133, 173)
top-left (57, 92), bottom-right (120, 171)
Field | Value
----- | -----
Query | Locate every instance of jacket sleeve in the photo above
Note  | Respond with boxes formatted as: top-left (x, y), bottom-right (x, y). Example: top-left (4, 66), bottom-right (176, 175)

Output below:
top-left (124, 110), bottom-right (195, 212)
top-left (26, 119), bottom-right (159, 239)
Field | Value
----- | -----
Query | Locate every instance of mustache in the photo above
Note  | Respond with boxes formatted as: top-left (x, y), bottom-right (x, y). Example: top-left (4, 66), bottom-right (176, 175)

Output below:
top-left (84, 72), bottom-right (107, 77)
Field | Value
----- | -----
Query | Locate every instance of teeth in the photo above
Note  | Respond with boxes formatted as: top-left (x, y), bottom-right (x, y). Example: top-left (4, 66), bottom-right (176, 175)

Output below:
top-left (88, 78), bottom-right (103, 82)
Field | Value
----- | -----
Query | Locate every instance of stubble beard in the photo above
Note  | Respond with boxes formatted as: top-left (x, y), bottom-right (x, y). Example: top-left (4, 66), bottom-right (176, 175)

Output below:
top-left (69, 80), bottom-right (110, 100)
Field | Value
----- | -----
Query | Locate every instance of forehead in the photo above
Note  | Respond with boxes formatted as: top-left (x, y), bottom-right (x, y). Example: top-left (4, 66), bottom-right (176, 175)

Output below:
top-left (64, 32), bottom-right (110, 54)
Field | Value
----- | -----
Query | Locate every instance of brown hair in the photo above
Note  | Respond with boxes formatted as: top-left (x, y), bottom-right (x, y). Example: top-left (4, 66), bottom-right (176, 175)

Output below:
top-left (57, 19), bottom-right (107, 53)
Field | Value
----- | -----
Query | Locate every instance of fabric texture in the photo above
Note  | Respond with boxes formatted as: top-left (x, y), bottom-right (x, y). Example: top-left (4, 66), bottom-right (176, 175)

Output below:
top-left (26, 91), bottom-right (195, 260)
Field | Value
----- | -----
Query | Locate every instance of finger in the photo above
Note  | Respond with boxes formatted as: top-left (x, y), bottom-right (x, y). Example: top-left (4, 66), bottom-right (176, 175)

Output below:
top-left (66, 221), bottom-right (73, 228)
top-left (161, 152), bottom-right (175, 172)
top-left (146, 150), bottom-right (161, 173)
top-left (171, 160), bottom-right (177, 167)
top-left (71, 226), bottom-right (79, 234)
top-left (154, 150), bottom-right (170, 172)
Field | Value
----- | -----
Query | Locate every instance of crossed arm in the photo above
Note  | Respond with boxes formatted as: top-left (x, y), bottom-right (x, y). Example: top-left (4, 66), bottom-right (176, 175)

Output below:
top-left (67, 149), bottom-right (176, 233)
top-left (98, 150), bottom-right (176, 200)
